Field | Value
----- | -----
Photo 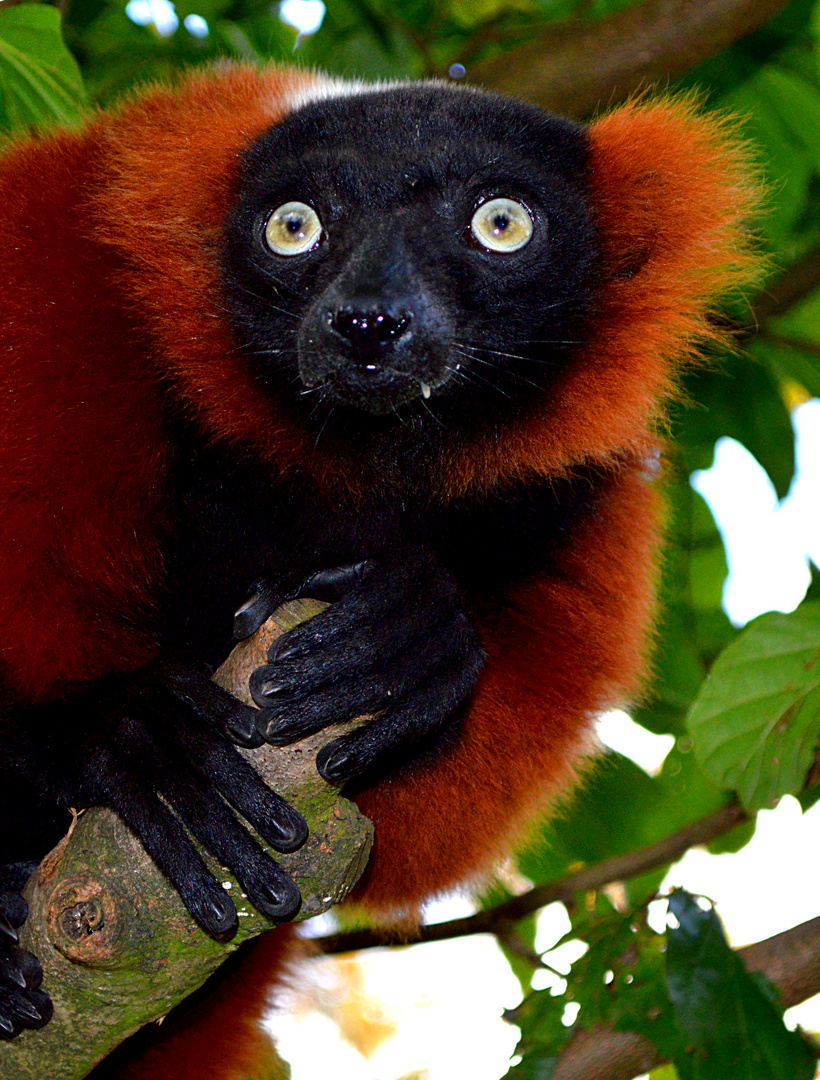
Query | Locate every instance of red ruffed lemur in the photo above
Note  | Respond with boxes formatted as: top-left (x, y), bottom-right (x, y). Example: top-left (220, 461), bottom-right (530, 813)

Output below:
top-left (0, 63), bottom-right (757, 1078)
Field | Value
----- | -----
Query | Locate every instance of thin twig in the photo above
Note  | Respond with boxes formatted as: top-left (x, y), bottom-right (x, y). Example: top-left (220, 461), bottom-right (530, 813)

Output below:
top-left (495, 921), bottom-right (566, 977)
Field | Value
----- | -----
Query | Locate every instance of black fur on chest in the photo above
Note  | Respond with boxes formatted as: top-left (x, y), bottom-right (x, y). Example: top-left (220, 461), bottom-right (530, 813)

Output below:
top-left (159, 427), bottom-right (607, 668)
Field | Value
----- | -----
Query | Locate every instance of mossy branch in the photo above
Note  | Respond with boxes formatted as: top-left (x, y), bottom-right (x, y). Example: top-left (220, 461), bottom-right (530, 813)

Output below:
top-left (2, 599), bottom-right (373, 1080)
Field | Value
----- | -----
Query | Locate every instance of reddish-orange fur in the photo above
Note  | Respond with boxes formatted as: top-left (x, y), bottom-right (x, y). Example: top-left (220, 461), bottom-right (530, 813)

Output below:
top-left (0, 130), bottom-right (166, 700)
top-left (1, 68), bottom-right (759, 1079)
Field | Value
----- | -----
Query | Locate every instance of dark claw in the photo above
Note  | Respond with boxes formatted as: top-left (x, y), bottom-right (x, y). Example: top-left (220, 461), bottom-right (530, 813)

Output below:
top-left (266, 635), bottom-right (293, 664)
top-left (14, 997), bottom-right (43, 1024)
top-left (208, 896), bottom-right (234, 929)
top-left (196, 893), bottom-right (237, 937)
top-left (233, 580), bottom-right (279, 640)
top-left (13, 949), bottom-right (43, 991)
top-left (268, 810), bottom-right (308, 854)
top-left (316, 744), bottom-right (351, 783)
top-left (248, 668), bottom-right (302, 710)
top-left (0, 960), bottom-right (26, 990)
top-left (254, 678), bottom-right (286, 699)
top-left (0, 916), bottom-right (18, 944)
top-left (292, 561), bottom-right (373, 604)
top-left (260, 719), bottom-right (301, 745)
top-left (224, 712), bottom-right (265, 749)
top-left (17, 989), bottom-right (52, 1029)
top-left (259, 874), bottom-right (300, 921)
top-left (166, 665), bottom-right (265, 749)
top-left (0, 984), bottom-right (52, 1036)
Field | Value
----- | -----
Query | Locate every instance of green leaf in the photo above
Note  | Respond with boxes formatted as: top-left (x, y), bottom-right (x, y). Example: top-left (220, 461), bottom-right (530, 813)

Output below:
top-left (724, 81), bottom-right (810, 245)
top-left (705, 815), bottom-right (756, 855)
top-left (798, 779), bottom-right (820, 811)
top-left (654, 747), bottom-right (732, 835)
top-left (679, 0), bottom-right (816, 106)
top-left (296, 0), bottom-right (424, 78)
top-left (687, 601), bottom-right (820, 809)
top-left (755, 279), bottom-right (820, 401)
top-left (666, 890), bottom-right (815, 1080)
top-left (0, 4), bottom-right (86, 134)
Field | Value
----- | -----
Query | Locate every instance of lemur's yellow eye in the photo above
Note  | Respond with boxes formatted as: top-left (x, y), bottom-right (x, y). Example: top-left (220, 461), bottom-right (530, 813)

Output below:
top-left (470, 198), bottom-right (533, 253)
top-left (265, 202), bottom-right (323, 256)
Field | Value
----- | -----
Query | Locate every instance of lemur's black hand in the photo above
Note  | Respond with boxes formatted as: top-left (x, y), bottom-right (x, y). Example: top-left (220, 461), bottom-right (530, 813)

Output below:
top-left (243, 552), bottom-right (485, 782)
top-left (0, 863), bottom-right (52, 1040)
top-left (232, 562), bottom-right (371, 641)
top-left (41, 662), bottom-right (306, 937)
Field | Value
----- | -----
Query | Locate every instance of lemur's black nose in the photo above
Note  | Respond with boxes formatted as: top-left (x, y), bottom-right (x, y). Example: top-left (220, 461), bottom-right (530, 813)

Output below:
top-left (328, 306), bottom-right (412, 364)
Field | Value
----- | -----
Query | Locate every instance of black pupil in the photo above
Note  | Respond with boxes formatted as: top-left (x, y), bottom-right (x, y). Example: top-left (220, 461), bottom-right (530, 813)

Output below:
top-left (286, 215), bottom-right (303, 234)
top-left (493, 214), bottom-right (509, 232)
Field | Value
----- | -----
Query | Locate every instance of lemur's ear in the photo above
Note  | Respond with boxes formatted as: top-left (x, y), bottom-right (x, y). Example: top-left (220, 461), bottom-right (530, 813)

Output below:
top-left (586, 97), bottom-right (762, 350)
top-left (443, 97), bottom-right (764, 491)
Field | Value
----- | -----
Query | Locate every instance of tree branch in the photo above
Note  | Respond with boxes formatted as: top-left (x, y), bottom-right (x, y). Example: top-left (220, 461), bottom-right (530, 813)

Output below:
top-left (741, 916), bottom-right (820, 1009)
top-left (467, 0), bottom-right (791, 116)
top-left (317, 802), bottom-right (748, 955)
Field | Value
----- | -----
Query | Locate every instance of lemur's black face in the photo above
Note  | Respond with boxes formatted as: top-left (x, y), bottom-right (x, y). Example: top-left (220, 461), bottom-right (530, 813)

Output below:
top-left (222, 84), bottom-right (597, 422)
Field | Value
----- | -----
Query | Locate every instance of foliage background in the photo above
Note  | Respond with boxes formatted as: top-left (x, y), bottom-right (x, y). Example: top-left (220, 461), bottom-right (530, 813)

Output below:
top-left (1, 0), bottom-right (819, 1077)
